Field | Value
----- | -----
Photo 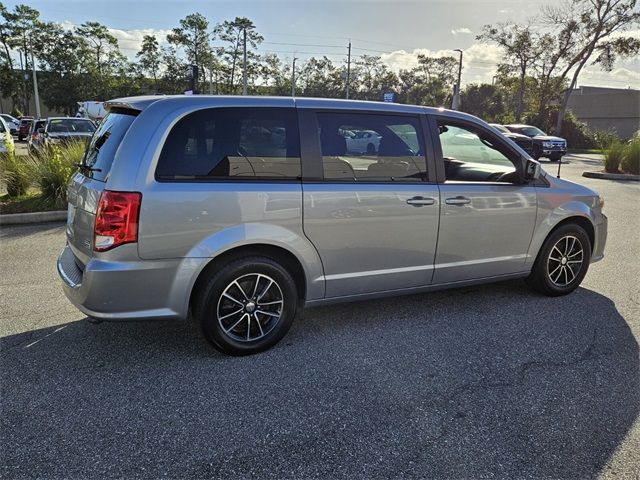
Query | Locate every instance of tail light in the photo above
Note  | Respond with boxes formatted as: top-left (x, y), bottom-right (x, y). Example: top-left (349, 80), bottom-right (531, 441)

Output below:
top-left (94, 191), bottom-right (142, 251)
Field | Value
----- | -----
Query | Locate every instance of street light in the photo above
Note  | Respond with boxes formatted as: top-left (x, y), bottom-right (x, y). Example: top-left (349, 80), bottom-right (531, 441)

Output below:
top-left (452, 49), bottom-right (463, 110)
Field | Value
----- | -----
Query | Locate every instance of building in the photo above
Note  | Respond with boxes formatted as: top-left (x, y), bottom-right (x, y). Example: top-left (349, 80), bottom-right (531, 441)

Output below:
top-left (567, 86), bottom-right (640, 139)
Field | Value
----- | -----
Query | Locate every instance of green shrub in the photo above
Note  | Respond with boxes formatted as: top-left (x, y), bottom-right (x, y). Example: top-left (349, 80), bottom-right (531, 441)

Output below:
top-left (602, 139), bottom-right (626, 173)
top-left (621, 138), bottom-right (640, 175)
top-left (0, 131), bottom-right (33, 197)
top-left (35, 141), bottom-right (85, 208)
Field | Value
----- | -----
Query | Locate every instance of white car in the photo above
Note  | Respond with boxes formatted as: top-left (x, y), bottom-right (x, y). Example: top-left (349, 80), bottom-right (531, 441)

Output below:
top-left (343, 129), bottom-right (381, 155)
top-left (0, 114), bottom-right (19, 135)
top-left (0, 116), bottom-right (15, 153)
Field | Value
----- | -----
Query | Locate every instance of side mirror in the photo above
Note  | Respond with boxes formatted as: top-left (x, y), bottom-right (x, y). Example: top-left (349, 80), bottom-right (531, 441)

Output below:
top-left (525, 158), bottom-right (541, 180)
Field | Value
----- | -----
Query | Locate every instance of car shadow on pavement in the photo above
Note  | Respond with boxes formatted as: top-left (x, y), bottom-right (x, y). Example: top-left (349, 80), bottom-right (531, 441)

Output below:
top-left (1, 282), bottom-right (637, 479)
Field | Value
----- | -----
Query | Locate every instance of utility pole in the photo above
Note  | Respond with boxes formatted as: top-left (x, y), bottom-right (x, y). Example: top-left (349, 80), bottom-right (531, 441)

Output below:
top-left (291, 56), bottom-right (298, 97)
top-left (346, 40), bottom-right (351, 99)
top-left (242, 27), bottom-right (248, 96)
top-left (32, 52), bottom-right (41, 118)
top-left (452, 49), bottom-right (463, 110)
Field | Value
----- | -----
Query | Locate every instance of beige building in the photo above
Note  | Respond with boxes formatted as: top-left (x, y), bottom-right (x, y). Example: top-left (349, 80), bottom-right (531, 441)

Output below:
top-left (567, 86), bottom-right (640, 139)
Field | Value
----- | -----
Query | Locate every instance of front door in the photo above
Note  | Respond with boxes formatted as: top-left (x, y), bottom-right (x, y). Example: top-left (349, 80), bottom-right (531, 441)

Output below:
top-left (432, 119), bottom-right (538, 283)
top-left (301, 109), bottom-right (440, 298)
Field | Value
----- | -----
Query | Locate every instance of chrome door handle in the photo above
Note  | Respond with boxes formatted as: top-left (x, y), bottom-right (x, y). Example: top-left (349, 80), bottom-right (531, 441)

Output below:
top-left (406, 196), bottom-right (436, 206)
top-left (445, 196), bottom-right (471, 206)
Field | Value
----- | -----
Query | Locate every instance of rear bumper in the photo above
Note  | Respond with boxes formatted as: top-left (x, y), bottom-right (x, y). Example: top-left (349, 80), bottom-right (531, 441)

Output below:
top-left (57, 244), bottom-right (195, 321)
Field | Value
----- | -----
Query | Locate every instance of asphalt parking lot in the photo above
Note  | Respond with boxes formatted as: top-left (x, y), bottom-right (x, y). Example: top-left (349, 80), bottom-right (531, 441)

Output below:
top-left (1, 154), bottom-right (639, 479)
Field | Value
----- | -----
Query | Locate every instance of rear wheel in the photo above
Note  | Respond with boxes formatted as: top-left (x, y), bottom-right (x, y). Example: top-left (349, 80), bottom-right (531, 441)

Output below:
top-left (195, 256), bottom-right (298, 355)
top-left (549, 153), bottom-right (563, 162)
top-left (366, 143), bottom-right (376, 155)
top-left (526, 224), bottom-right (591, 296)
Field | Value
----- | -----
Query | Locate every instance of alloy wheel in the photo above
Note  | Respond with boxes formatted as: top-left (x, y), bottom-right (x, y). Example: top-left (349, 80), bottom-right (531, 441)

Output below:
top-left (216, 273), bottom-right (284, 342)
top-left (547, 235), bottom-right (584, 287)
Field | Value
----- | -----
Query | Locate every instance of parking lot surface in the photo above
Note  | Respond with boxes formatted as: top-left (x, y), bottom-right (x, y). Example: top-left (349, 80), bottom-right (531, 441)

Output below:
top-left (1, 155), bottom-right (639, 479)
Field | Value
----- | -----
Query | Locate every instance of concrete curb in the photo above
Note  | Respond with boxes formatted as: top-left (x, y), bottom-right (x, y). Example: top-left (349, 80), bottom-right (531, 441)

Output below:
top-left (0, 210), bottom-right (67, 225)
top-left (582, 171), bottom-right (640, 181)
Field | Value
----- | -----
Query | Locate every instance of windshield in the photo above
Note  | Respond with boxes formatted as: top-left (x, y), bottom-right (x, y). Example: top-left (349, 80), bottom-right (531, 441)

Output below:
top-left (47, 118), bottom-right (95, 134)
top-left (521, 126), bottom-right (547, 137)
top-left (82, 110), bottom-right (137, 182)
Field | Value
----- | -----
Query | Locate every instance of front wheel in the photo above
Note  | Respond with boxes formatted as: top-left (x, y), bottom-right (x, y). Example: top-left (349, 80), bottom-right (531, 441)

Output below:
top-left (549, 153), bottom-right (563, 162)
top-left (195, 256), bottom-right (298, 355)
top-left (526, 224), bottom-right (591, 296)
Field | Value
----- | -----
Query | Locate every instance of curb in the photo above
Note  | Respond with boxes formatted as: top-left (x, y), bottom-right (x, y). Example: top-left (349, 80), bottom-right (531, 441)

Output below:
top-left (582, 171), bottom-right (640, 181)
top-left (0, 210), bottom-right (67, 226)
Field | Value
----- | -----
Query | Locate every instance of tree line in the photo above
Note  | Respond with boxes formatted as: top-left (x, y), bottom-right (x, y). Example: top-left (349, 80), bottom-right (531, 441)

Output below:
top-left (0, 0), bottom-right (637, 137)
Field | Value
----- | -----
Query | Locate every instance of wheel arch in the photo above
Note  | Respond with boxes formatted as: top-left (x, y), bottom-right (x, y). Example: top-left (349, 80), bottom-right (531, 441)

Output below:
top-left (189, 243), bottom-right (309, 314)
top-left (529, 214), bottom-right (596, 269)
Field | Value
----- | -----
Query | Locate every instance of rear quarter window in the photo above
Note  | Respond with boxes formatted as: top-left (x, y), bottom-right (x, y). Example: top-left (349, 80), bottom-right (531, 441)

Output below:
top-left (155, 107), bottom-right (301, 181)
top-left (83, 109), bottom-right (137, 182)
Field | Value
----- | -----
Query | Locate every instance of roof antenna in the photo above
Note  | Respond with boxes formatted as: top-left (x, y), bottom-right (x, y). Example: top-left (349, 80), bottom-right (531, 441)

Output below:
top-left (557, 155), bottom-right (563, 178)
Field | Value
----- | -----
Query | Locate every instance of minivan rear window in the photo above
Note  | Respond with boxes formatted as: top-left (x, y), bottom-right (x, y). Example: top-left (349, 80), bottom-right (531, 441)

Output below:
top-left (156, 107), bottom-right (301, 181)
top-left (82, 109), bottom-right (137, 182)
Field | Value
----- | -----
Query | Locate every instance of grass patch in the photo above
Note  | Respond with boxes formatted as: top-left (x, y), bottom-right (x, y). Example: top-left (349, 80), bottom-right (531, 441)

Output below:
top-left (0, 190), bottom-right (61, 214)
top-left (620, 138), bottom-right (640, 175)
top-left (602, 139), bottom-right (626, 173)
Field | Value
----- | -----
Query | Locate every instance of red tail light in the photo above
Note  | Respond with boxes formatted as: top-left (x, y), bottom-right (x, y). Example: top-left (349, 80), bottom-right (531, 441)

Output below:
top-left (94, 191), bottom-right (142, 251)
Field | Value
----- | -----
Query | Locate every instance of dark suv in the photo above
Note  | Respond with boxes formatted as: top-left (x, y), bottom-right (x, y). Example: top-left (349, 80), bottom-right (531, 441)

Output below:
top-left (490, 124), bottom-right (534, 156)
top-left (506, 124), bottom-right (567, 162)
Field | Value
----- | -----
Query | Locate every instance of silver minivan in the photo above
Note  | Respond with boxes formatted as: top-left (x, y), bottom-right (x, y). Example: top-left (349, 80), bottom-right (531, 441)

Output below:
top-left (58, 96), bottom-right (607, 355)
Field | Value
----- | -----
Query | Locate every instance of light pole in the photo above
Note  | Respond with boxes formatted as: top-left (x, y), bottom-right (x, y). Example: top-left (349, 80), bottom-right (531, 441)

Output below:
top-left (32, 52), bottom-right (41, 118)
top-left (346, 40), bottom-right (351, 99)
top-left (452, 49), bottom-right (463, 110)
top-left (291, 56), bottom-right (298, 97)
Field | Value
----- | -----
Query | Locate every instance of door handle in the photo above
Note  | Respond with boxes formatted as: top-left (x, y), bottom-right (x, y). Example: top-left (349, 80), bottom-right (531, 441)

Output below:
top-left (406, 196), bottom-right (436, 206)
top-left (445, 196), bottom-right (471, 206)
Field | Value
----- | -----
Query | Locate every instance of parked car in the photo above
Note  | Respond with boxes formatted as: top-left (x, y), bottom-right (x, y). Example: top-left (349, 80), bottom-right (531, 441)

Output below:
top-left (38, 117), bottom-right (96, 148)
top-left (0, 114), bottom-right (19, 135)
top-left (58, 96), bottom-right (607, 356)
top-left (341, 128), bottom-right (381, 154)
top-left (0, 116), bottom-right (14, 153)
top-left (17, 116), bottom-right (33, 141)
top-left (490, 123), bottom-right (534, 156)
top-left (27, 118), bottom-right (47, 153)
top-left (505, 124), bottom-right (567, 161)
top-left (76, 100), bottom-right (107, 123)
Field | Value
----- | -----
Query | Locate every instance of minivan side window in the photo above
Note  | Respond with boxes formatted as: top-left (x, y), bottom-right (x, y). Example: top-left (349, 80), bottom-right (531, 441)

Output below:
top-left (437, 121), bottom-right (518, 183)
top-left (317, 112), bottom-right (427, 182)
top-left (156, 107), bottom-right (301, 181)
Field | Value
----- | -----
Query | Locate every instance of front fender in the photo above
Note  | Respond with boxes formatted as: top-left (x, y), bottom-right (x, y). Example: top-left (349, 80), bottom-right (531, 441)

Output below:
top-left (526, 198), bottom-right (597, 268)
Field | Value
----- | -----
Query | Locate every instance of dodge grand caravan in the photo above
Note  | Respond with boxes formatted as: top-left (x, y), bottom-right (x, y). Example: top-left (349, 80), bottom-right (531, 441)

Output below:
top-left (58, 96), bottom-right (607, 355)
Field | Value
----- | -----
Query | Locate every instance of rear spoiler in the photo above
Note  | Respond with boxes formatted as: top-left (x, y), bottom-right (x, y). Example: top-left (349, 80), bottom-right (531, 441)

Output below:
top-left (103, 101), bottom-right (142, 113)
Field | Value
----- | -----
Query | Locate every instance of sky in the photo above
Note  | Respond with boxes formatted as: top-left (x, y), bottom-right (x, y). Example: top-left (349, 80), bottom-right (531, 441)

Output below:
top-left (8, 0), bottom-right (640, 89)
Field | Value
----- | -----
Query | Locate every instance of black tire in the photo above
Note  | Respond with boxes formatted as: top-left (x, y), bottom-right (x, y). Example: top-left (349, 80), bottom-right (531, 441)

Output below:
top-left (366, 143), bottom-right (376, 155)
top-left (195, 256), bottom-right (298, 355)
top-left (549, 153), bottom-right (563, 162)
top-left (526, 223), bottom-right (591, 296)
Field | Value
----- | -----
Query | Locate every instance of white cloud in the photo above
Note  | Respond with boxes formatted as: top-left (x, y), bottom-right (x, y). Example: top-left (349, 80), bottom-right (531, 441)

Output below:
top-left (580, 67), bottom-right (640, 89)
top-left (56, 20), bottom-right (171, 57)
top-left (380, 43), bottom-right (501, 84)
top-left (108, 27), bottom-right (172, 56)
top-left (451, 27), bottom-right (472, 36)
